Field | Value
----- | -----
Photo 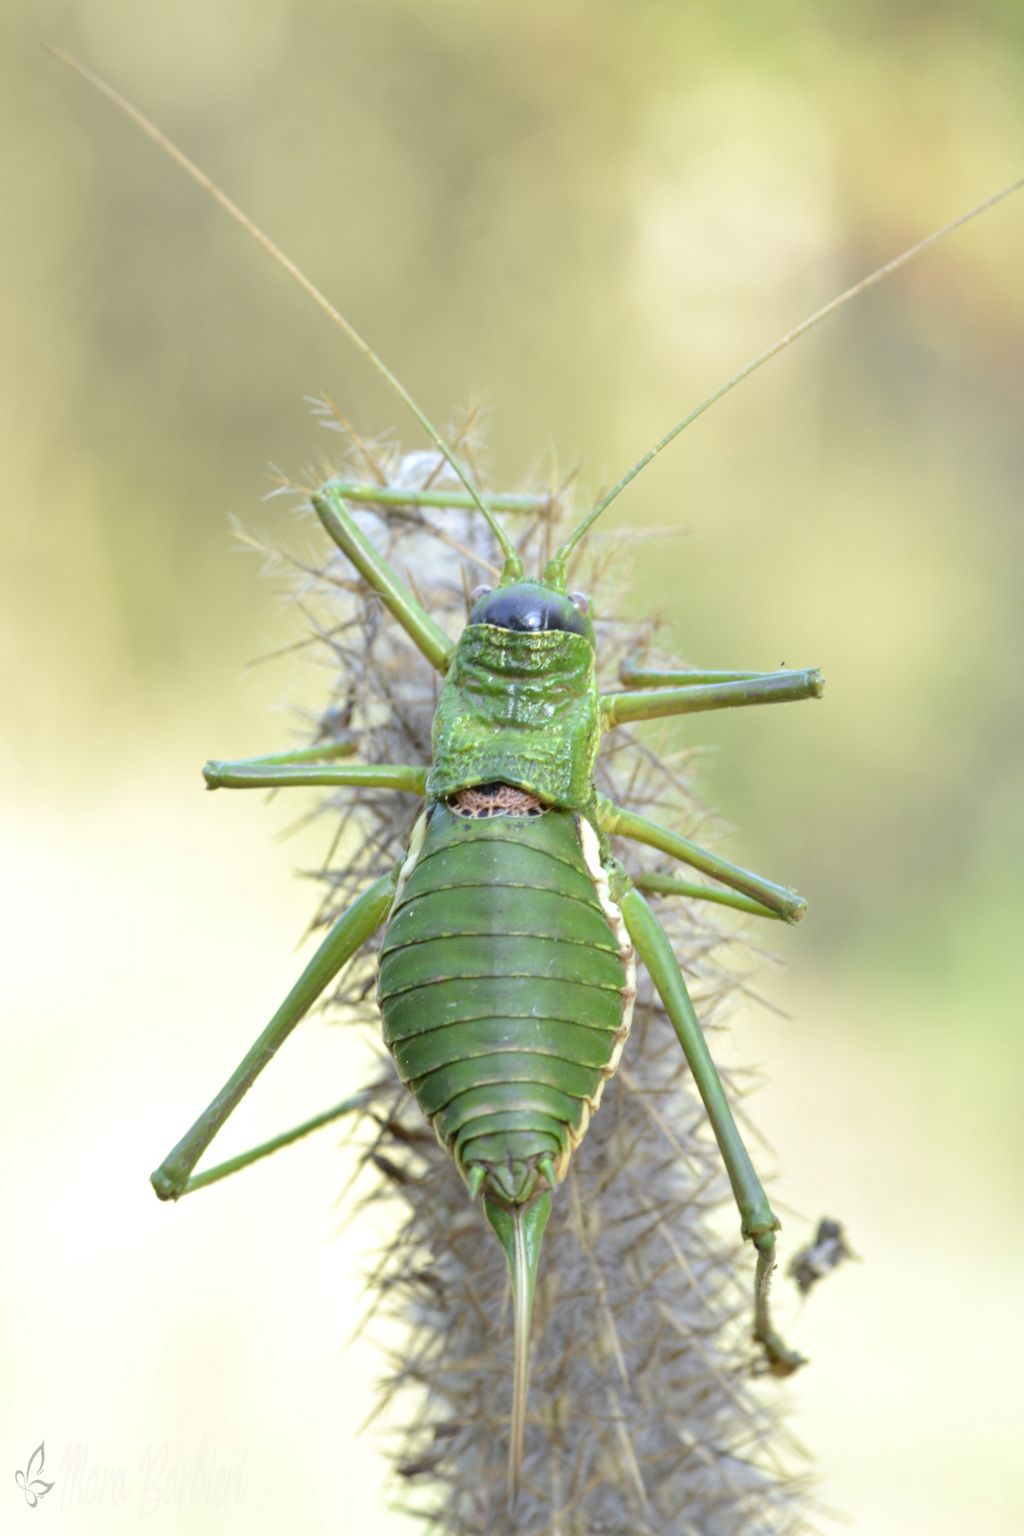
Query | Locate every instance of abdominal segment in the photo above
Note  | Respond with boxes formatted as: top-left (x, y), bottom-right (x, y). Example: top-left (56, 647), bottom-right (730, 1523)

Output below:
top-left (378, 798), bottom-right (635, 1204)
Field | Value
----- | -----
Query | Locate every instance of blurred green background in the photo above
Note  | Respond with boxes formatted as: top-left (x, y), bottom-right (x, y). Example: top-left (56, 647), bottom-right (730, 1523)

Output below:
top-left (2, 2), bottom-right (1022, 1531)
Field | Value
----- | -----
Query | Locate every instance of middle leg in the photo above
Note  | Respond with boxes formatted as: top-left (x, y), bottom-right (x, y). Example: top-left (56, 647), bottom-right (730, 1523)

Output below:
top-left (597, 795), bottom-right (806, 924)
top-left (202, 752), bottom-right (428, 794)
top-left (151, 864), bottom-right (400, 1201)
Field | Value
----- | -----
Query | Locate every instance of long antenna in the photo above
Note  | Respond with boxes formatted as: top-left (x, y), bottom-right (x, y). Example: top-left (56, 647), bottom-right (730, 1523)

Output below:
top-left (549, 174), bottom-right (1024, 575)
top-left (50, 47), bottom-right (524, 577)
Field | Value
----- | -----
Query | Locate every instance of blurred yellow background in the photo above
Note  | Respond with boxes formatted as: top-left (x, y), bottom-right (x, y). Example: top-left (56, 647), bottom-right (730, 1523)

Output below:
top-left (3, 3), bottom-right (1022, 1532)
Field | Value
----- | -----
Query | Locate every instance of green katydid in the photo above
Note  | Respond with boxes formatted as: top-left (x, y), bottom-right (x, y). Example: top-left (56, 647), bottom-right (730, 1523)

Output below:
top-left (54, 47), bottom-right (1023, 1502)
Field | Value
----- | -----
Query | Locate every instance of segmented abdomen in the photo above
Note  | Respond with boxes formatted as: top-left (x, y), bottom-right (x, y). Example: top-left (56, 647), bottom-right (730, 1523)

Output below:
top-left (378, 801), bottom-right (635, 1203)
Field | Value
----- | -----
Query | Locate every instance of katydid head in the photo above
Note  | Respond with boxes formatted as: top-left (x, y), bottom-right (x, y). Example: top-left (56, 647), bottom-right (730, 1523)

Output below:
top-left (467, 580), bottom-right (593, 643)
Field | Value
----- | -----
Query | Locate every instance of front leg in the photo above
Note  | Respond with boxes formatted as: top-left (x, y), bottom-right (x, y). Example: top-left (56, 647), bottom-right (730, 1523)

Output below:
top-left (603, 662), bottom-right (823, 726)
top-left (313, 481), bottom-right (456, 673)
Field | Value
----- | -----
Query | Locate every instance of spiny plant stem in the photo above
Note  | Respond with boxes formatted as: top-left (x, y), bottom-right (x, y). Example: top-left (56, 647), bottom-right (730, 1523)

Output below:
top-left (283, 430), bottom-right (816, 1533)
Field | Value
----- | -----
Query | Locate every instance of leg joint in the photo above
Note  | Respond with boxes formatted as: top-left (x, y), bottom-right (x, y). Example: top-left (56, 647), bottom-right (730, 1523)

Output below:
top-left (742, 1212), bottom-right (781, 1248)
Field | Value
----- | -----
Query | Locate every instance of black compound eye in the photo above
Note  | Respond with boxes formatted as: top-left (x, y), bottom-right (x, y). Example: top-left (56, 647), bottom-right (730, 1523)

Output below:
top-left (468, 582), bottom-right (588, 636)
